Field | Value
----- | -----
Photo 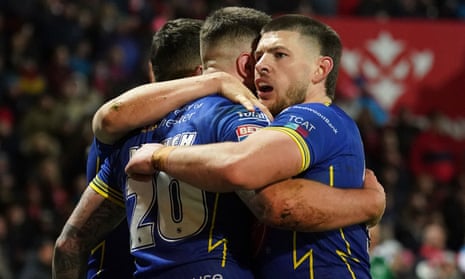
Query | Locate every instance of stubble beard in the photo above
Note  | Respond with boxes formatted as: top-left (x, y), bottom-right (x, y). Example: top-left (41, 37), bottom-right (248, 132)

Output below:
top-left (269, 81), bottom-right (307, 116)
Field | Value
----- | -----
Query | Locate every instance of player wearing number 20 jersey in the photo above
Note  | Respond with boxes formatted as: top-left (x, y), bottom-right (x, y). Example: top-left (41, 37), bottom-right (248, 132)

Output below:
top-left (90, 95), bottom-right (270, 278)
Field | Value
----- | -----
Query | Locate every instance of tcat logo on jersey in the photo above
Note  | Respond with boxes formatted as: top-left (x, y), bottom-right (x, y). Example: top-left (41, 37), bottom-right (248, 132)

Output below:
top-left (163, 132), bottom-right (197, 146)
top-left (236, 125), bottom-right (262, 141)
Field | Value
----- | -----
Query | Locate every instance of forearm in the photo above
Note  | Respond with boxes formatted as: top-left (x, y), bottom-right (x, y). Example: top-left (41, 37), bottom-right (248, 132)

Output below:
top-left (53, 224), bottom-right (93, 279)
top-left (52, 189), bottom-right (126, 278)
top-left (158, 143), bottom-right (248, 192)
top-left (92, 72), bottom-right (228, 144)
top-left (241, 178), bottom-right (385, 232)
top-left (156, 131), bottom-right (302, 191)
top-left (157, 147), bottom-right (291, 192)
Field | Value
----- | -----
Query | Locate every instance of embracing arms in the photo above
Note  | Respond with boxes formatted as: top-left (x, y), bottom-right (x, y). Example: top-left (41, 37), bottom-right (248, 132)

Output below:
top-left (237, 169), bottom-right (385, 232)
top-left (125, 138), bottom-right (386, 231)
top-left (93, 72), bottom-right (270, 144)
top-left (125, 129), bottom-right (303, 191)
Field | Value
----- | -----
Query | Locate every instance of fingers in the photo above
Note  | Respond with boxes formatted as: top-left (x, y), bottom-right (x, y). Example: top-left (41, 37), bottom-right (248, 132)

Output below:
top-left (125, 161), bottom-right (153, 181)
top-left (234, 92), bottom-right (273, 121)
top-left (365, 168), bottom-right (374, 175)
top-left (364, 168), bottom-right (376, 179)
top-left (363, 168), bottom-right (384, 192)
top-left (254, 101), bottom-right (273, 121)
top-left (236, 95), bottom-right (256, 112)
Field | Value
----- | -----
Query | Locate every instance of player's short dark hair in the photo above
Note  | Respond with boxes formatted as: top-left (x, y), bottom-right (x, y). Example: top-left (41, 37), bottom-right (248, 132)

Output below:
top-left (262, 15), bottom-right (342, 99)
top-left (150, 18), bottom-right (203, 82)
top-left (200, 7), bottom-right (271, 57)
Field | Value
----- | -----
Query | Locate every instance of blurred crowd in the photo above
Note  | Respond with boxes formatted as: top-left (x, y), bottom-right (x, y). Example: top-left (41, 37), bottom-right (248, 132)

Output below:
top-left (1, 0), bottom-right (465, 278)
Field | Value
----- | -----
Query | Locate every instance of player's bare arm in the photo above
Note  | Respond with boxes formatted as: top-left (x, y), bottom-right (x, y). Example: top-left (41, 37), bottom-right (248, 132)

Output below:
top-left (237, 169), bottom-right (386, 232)
top-left (53, 187), bottom-right (126, 279)
top-left (93, 71), bottom-right (271, 145)
top-left (125, 128), bottom-right (302, 191)
top-left (126, 142), bottom-right (386, 232)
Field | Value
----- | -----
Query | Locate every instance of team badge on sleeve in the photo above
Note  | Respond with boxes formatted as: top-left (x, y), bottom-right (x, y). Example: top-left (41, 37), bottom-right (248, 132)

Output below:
top-left (235, 125), bottom-right (263, 141)
top-left (284, 122), bottom-right (309, 138)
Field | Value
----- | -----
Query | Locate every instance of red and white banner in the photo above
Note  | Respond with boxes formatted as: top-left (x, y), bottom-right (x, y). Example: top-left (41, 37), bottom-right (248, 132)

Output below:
top-left (319, 17), bottom-right (465, 119)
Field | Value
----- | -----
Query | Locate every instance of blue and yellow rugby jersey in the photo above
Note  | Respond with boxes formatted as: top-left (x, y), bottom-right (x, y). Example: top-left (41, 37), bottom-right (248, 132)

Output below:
top-left (92, 95), bottom-right (270, 278)
top-left (255, 103), bottom-right (371, 279)
top-left (85, 138), bottom-right (133, 279)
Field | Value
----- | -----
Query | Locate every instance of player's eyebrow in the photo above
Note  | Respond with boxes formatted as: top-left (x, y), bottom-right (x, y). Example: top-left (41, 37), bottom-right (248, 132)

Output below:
top-left (255, 45), bottom-right (290, 57)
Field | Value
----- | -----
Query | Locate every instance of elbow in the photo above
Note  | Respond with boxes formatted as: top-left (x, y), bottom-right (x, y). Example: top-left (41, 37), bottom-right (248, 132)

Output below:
top-left (92, 106), bottom-right (121, 144)
top-left (255, 204), bottom-right (284, 227)
top-left (53, 230), bottom-right (92, 277)
top-left (54, 223), bottom-right (96, 257)
top-left (92, 106), bottom-right (111, 133)
top-left (54, 232), bottom-right (88, 260)
top-left (53, 235), bottom-right (68, 256)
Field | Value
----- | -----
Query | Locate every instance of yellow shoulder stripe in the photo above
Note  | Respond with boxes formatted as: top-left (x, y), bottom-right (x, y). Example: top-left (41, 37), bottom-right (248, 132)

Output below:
top-left (90, 176), bottom-right (125, 208)
top-left (263, 126), bottom-right (310, 172)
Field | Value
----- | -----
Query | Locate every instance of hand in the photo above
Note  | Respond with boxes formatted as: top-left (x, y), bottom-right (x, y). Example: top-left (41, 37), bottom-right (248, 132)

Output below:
top-left (217, 72), bottom-right (273, 121)
top-left (125, 143), bottom-right (165, 181)
top-left (363, 169), bottom-right (386, 227)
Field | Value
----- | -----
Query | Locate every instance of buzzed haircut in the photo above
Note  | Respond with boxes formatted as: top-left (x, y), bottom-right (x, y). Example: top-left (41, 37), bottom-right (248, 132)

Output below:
top-left (262, 15), bottom-right (342, 99)
top-left (200, 7), bottom-right (271, 58)
top-left (150, 18), bottom-right (203, 82)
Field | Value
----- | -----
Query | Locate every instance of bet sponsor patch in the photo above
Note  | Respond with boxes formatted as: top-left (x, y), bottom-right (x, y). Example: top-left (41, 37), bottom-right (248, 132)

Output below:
top-left (235, 124), bottom-right (262, 141)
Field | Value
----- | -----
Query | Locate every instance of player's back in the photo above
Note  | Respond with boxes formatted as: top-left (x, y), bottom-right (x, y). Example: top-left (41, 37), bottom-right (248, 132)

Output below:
top-left (256, 103), bottom-right (371, 279)
top-left (85, 138), bottom-right (133, 279)
top-left (96, 95), bottom-right (270, 278)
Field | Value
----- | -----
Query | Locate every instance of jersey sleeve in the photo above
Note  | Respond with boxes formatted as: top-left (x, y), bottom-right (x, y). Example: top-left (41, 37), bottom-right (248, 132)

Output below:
top-left (89, 154), bottom-right (125, 208)
top-left (86, 137), bottom-right (119, 183)
top-left (264, 104), bottom-right (341, 172)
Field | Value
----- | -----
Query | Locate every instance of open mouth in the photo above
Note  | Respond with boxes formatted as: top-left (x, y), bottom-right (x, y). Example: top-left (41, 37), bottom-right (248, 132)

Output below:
top-left (256, 81), bottom-right (274, 93)
top-left (258, 85), bottom-right (273, 92)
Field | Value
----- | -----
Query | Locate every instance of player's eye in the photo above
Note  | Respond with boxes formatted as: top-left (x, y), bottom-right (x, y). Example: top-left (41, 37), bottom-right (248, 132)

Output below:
top-left (275, 52), bottom-right (287, 58)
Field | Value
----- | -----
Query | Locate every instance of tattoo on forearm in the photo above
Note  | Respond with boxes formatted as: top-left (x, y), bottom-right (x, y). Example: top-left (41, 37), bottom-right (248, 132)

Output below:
top-left (53, 197), bottom-right (125, 279)
top-left (53, 225), bottom-right (87, 278)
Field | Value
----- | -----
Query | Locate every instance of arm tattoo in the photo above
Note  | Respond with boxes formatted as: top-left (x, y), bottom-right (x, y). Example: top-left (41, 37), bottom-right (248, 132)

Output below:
top-left (53, 194), bottom-right (125, 279)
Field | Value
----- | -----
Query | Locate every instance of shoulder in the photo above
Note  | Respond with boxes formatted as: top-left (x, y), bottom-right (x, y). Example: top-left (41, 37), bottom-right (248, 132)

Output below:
top-left (270, 103), bottom-right (354, 137)
top-left (273, 103), bottom-right (338, 124)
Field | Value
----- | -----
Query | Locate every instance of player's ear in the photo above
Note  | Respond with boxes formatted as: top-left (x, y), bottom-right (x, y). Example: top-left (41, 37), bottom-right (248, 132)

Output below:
top-left (195, 65), bottom-right (203, 76)
top-left (236, 52), bottom-right (254, 80)
top-left (312, 56), bottom-right (333, 84)
top-left (148, 62), bottom-right (156, 82)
